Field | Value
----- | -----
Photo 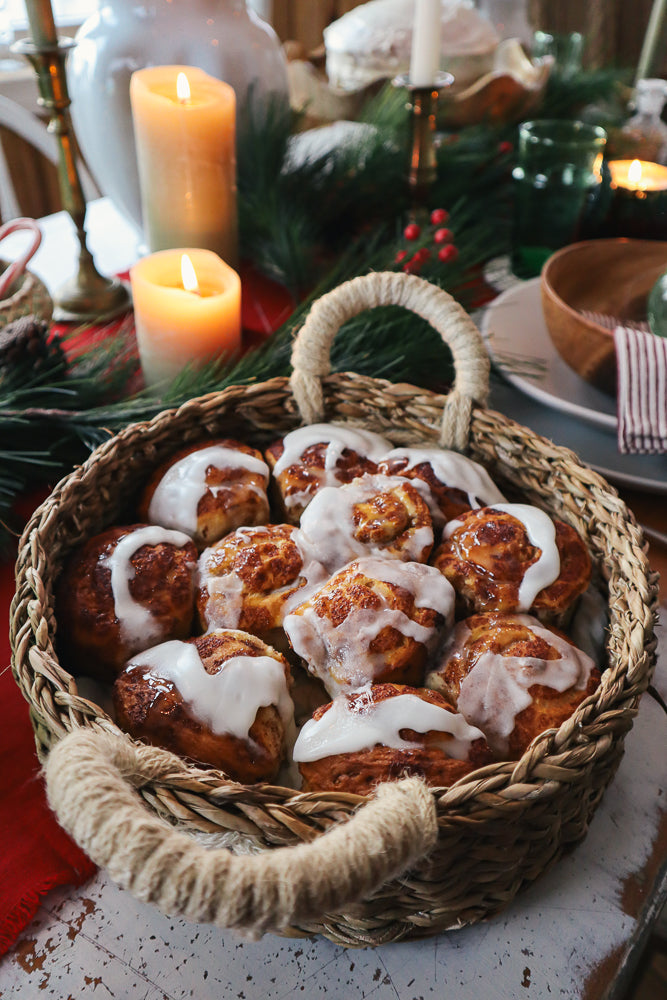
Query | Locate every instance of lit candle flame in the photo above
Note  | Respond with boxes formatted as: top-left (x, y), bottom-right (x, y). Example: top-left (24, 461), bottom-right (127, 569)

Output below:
top-left (181, 253), bottom-right (200, 294)
top-left (176, 72), bottom-right (191, 104)
top-left (628, 158), bottom-right (643, 189)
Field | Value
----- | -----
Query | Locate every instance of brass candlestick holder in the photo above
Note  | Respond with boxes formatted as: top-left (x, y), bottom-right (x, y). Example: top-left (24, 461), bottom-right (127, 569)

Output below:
top-left (394, 72), bottom-right (454, 209)
top-left (12, 4), bottom-right (130, 322)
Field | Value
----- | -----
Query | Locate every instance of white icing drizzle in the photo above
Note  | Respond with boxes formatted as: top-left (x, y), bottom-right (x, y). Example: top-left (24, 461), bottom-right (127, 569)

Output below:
top-left (451, 615), bottom-right (595, 755)
top-left (147, 445), bottom-right (270, 536)
top-left (101, 526), bottom-right (194, 646)
top-left (380, 447), bottom-right (506, 511)
top-left (297, 473), bottom-right (433, 573)
top-left (273, 423), bottom-right (390, 478)
top-left (444, 503), bottom-right (561, 611)
top-left (198, 527), bottom-right (329, 632)
top-left (284, 558), bottom-right (453, 694)
top-left (126, 637), bottom-right (294, 740)
top-left (293, 688), bottom-right (485, 762)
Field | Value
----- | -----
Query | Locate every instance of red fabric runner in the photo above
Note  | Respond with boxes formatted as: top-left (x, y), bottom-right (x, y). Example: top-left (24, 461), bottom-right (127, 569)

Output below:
top-left (0, 552), bottom-right (97, 956)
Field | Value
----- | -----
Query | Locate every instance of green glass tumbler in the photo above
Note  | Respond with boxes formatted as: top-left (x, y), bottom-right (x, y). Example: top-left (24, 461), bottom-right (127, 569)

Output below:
top-left (511, 119), bottom-right (607, 279)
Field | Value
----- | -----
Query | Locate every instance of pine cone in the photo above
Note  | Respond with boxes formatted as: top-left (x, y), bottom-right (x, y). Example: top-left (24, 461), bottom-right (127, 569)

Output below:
top-left (0, 315), bottom-right (67, 386)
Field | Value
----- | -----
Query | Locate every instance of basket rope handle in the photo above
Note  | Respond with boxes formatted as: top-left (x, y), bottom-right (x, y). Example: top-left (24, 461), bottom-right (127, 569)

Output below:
top-left (45, 728), bottom-right (438, 937)
top-left (290, 271), bottom-right (490, 451)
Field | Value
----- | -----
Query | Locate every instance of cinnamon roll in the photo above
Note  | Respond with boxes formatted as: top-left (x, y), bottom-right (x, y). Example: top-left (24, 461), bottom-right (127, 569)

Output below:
top-left (113, 628), bottom-right (295, 782)
top-left (297, 472), bottom-right (434, 573)
top-left (55, 524), bottom-right (198, 681)
top-left (294, 683), bottom-right (494, 794)
top-left (431, 503), bottom-right (591, 623)
top-left (138, 438), bottom-right (270, 550)
top-left (425, 611), bottom-right (601, 758)
top-left (196, 523), bottom-right (328, 652)
top-left (284, 557), bottom-right (455, 696)
top-left (377, 446), bottom-right (506, 529)
top-left (265, 422), bottom-right (391, 524)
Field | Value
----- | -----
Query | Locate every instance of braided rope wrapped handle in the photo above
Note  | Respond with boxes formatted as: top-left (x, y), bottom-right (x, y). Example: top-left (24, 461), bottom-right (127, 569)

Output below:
top-left (46, 729), bottom-right (438, 937)
top-left (290, 271), bottom-right (490, 451)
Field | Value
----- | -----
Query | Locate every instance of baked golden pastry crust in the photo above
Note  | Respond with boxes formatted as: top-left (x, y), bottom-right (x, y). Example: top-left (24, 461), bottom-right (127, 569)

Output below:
top-left (425, 612), bottom-right (601, 758)
top-left (296, 683), bottom-right (494, 794)
top-left (138, 438), bottom-right (270, 550)
top-left (284, 556), bottom-right (455, 695)
top-left (196, 523), bottom-right (328, 652)
top-left (55, 524), bottom-right (197, 681)
top-left (265, 423), bottom-right (390, 524)
top-left (113, 629), bottom-right (294, 782)
top-left (431, 504), bottom-right (591, 622)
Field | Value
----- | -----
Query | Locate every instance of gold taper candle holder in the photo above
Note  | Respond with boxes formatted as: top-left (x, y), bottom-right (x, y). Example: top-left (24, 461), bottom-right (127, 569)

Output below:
top-left (13, 8), bottom-right (130, 322)
top-left (394, 72), bottom-right (454, 208)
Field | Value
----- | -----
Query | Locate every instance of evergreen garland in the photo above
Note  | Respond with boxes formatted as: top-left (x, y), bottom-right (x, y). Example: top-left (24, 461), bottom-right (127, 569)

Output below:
top-left (0, 68), bottom-right (624, 553)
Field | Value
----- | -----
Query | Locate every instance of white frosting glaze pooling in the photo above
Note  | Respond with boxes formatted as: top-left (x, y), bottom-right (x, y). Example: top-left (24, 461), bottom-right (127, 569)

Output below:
top-left (446, 615), bottom-right (595, 755)
top-left (147, 446), bottom-right (270, 536)
top-left (126, 637), bottom-right (294, 740)
top-left (381, 447), bottom-right (506, 511)
top-left (284, 558), bottom-right (454, 694)
top-left (293, 688), bottom-right (485, 762)
top-left (444, 503), bottom-right (561, 611)
top-left (101, 526), bottom-right (194, 646)
top-left (297, 473), bottom-right (433, 573)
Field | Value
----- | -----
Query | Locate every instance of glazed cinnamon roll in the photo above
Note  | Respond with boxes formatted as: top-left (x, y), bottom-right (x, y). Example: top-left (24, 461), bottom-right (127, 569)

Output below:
top-left (425, 612), bottom-right (601, 758)
top-left (284, 557), bottom-right (455, 696)
top-left (297, 473), bottom-right (434, 573)
top-left (138, 438), bottom-right (270, 550)
top-left (113, 629), bottom-right (295, 782)
top-left (377, 446), bottom-right (506, 529)
top-left (431, 503), bottom-right (591, 623)
top-left (265, 422), bottom-right (391, 524)
top-left (55, 524), bottom-right (197, 681)
top-left (196, 523), bottom-right (328, 652)
top-left (294, 683), bottom-right (494, 794)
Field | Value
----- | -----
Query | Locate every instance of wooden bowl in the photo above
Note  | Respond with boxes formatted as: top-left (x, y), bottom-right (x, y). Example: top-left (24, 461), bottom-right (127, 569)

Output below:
top-left (541, 238), bottom-right (667, 395)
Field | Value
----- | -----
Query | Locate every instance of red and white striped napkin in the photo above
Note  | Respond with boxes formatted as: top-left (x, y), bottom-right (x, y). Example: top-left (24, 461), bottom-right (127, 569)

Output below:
top-left (614, 324), bottom-right (667, 454)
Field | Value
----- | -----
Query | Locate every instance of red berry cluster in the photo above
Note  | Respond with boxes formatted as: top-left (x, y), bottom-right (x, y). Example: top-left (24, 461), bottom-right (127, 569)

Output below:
top-left (395, 208), bottom-right (459, 274)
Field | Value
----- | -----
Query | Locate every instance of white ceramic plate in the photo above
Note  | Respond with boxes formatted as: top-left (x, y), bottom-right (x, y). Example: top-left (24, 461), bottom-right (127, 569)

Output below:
top-left (481, 278), bottom-right (617, 433)
top-left (489, 377), bottom-right (667, 495)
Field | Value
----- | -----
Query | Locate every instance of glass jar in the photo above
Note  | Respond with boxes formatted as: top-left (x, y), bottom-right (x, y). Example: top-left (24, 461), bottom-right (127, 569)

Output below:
top-left (619, 78), bottom-right (667, 164)
top-left (67, 0), bottom-right (289, 230)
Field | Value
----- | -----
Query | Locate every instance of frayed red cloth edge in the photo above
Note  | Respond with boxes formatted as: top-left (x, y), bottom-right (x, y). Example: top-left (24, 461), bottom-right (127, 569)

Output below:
top-left (0, 554), bottom-right (97, 957)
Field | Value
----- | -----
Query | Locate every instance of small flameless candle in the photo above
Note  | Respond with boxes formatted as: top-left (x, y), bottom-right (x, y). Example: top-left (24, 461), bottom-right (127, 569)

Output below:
top-left (409, 0), bottom-right (442, 88)
top-left (605, 158), bottom-right (667, 239)
top-left (130, 65), bottom-right (238, 266)
top-left (130, 248), bottom-right (241, 387)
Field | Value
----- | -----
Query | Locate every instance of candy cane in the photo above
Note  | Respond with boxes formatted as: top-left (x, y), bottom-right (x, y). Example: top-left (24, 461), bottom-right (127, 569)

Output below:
top-left (0, 217), bottom-right (42, 301)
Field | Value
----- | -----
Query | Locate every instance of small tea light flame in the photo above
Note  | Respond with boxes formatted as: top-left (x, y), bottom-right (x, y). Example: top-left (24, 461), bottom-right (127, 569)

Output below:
top-left (181, 253), bottom-right (200, 294)
top-left (176, 72), bottom-right (191, 104)
top-left (628, 158), bottom-right (643, 189)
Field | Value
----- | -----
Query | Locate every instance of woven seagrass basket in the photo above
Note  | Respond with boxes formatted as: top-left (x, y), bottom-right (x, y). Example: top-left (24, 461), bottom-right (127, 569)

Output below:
top-left (10, 272), bottom-right (658, 946)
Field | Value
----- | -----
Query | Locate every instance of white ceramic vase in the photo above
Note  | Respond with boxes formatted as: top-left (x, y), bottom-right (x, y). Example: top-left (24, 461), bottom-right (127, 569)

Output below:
top-left (67, 0), bottom-right (289, 231)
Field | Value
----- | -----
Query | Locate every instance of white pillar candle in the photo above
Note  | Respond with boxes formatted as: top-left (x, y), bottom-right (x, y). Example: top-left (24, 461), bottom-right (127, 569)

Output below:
top-left (130, 248), bottom-right (241, 387)
top-left (130, 65), bottom-right (238, 267)
top-left (409, 0), bottom-right (442, 88)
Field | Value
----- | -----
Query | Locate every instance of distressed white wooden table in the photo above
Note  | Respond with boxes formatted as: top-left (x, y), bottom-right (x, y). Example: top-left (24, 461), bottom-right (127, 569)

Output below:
top-left (1, 202), bottom-right (666, 999)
